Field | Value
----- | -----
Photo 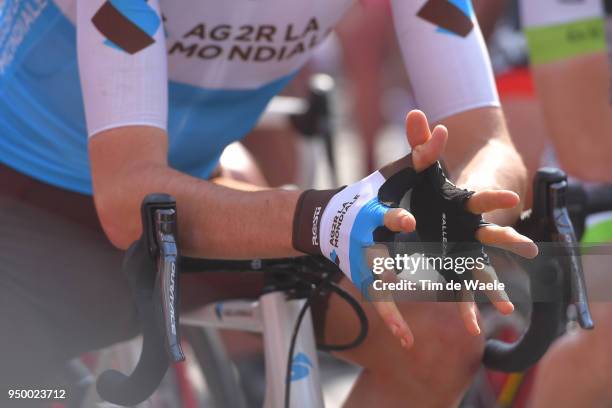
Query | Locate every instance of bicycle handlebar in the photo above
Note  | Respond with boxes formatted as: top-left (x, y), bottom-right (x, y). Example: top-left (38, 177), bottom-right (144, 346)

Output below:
top-left (96, 168), bottom-right (595, 405)
top-left (96, 194), bottom-right (184, 406)
top-left (483, 168), bottom-right (594, 372)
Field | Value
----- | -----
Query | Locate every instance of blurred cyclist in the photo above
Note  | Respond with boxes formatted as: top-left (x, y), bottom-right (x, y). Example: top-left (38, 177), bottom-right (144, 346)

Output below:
top-left (514, 1), bottom-right (612, 406)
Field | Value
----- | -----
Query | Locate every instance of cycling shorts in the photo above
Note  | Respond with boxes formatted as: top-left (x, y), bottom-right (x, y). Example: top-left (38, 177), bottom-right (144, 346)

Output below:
top-left (0, 164), bottom-right (338, 404)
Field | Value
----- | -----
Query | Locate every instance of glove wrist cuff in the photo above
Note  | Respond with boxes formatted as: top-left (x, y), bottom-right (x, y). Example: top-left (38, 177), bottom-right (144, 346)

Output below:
top-left (292, 188), bottom-right (343, 255)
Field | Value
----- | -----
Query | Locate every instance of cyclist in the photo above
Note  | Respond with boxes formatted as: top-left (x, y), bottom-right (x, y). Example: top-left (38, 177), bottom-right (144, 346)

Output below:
top-left (1, 1), bottom-right (536, 406)
top-left (512, 0), bottom-right (612, 406)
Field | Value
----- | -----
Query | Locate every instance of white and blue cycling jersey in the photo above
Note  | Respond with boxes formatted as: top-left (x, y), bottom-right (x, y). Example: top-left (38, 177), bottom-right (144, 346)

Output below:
top-left (0, 0), bottom-right (499, 194)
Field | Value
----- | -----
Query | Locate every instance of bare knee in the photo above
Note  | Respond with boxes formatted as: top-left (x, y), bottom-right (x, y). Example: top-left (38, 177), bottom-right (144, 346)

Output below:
top-left (536, 303), bottom-right (612, 400)
top-left (393, 303), bottom-right (484, 388)
top-left (574, 304), bottom-right (612, 368)
top-left (332, 301), bottom-right (484, 394)
top-left (557, 155), bottom-right (611, 182)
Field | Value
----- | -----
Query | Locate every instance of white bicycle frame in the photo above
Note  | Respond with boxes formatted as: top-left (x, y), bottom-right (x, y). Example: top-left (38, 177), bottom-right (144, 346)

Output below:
top-left (182, 291), bottom-right (325, 408)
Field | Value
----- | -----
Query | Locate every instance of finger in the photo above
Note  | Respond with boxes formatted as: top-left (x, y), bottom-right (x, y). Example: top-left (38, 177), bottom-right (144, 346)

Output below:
top-left (456, 290), bottom-right (481, 336)
top-left (367, 244), bottom-right (394, 280)
top-left (472, 264), bottom-right (514, 315)
top-left (476, 225), bottom-right (539, 259)
top-left (366, 244), bottom-right (406, 295)
top-left (412, 125), bottom-right (448, 171)
top-left (465, 190), bottom-right (520, 214)
top-left (365, 246), bottom-right (414, 349)
top-left (405, 110), bottom-right (448, 171)
top-left (406, 110), bottom-right (432, 147)
top-left (374, 300), bottom-right (415, 349)
top-left (384, 208), bottom-right (416, 233)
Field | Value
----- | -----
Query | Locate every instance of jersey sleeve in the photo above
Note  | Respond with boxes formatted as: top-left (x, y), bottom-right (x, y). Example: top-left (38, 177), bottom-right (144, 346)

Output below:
top-left (519, 0), bottom-right (606, 66)
top-left (389, 0), bottom-right (500, 122)
top-left (77, 0), bottom-right (168, 137)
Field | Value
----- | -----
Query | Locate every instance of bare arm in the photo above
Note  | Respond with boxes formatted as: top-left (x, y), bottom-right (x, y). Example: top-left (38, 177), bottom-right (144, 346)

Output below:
top-left (386, 1), bottom-right (523, 220)
top-left (518, 0), bottom-right (612, 181)
top-left (531, 54), bottom-right (612, 181)
top-left (78, 0), bottom-right (295, 259)
top-left (89, 126), bottom-right (302, 259)
top-left (439, 107), bottom-right (527, 225)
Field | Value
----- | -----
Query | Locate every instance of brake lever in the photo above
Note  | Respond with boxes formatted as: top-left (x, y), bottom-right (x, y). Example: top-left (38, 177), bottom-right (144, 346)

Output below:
top-left (142, 195), bottom-right (185, 362)
top-left (154, 209), bottom-right (185, 361)
top-left (549, 181), bottom-right (594, 330)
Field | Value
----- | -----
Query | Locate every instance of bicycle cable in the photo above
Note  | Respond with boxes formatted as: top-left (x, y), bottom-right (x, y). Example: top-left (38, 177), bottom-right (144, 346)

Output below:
top-left (283, 277), bottom-right (369, 408)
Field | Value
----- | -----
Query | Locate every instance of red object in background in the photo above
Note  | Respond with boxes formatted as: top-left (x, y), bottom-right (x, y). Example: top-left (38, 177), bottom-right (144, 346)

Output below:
top-left (174, 361), bottom-right (200, 408)
top-left (496, 67), bottom-right (536, 99)
top-left (514, 367), bottom-right (537, 408)
top-left (484, 325), bottom-right (537, 408)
